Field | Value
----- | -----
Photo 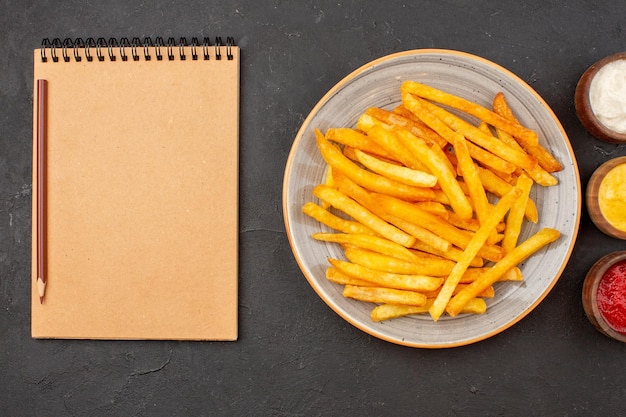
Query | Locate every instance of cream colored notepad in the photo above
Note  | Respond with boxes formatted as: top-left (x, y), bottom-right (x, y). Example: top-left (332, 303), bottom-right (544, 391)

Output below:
top-left (31, 37), bottom-right (239, 340)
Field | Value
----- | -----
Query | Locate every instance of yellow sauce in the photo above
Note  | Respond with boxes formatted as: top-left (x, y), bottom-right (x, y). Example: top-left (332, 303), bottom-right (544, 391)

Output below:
top-left (599, 163), bottom-right (626, 232)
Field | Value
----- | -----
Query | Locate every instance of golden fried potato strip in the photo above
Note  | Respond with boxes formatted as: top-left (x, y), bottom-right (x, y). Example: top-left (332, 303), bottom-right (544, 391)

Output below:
top-left (406, 93), bottom-right (538, 172)
top-left (344, 247), bottom-right (455, 277)
top-left (371, 298), bottom-right (486, 322)
top-left (371, 193), bottom-right (505, 263)
top-left (501, 174), bottom-right (534, 253)
top-left (343, 285), bottom-right (427, 306)
top-left (429, 186), bottom-right (522, 321)
top-left (312, 233), bottom-right (419, 263)
top-left (312, 185), bottom-right (415, 247)
top-left (302, 202), bottom-right (376, 235)
top-left (446, 228), bottom-right (561, 316)
top-left (326, 267), bottom-right (373, 287)
top-left (401, 80), bottom-right (539, 147)
top-left (353, 148), bottom-right (437, 188)
top-left (332, 171), bottom-right (452, 252)
top-left (302, 81), bottom-right (564, 324)
top-left (316, 129), bottom-right (434, 201)
top-left (326, 127), bottom-right (392, 159)
top-left (393, 127), bottom-right (473, 220)
top-left (329, 258), bottom-right (444, 292)
top-left (367, 106), bottom-right (448, 148)
top-left (492, 92), bottom-right (563, 173)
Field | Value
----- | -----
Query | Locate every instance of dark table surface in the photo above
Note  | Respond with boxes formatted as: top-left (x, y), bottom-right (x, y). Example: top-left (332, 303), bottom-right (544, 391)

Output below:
top-left (2, 1), bottom-right (626, 415)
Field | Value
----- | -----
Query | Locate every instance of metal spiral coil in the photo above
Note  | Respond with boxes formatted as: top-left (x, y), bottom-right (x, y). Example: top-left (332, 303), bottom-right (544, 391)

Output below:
top-left (39, 36), bottom-right (236, 62)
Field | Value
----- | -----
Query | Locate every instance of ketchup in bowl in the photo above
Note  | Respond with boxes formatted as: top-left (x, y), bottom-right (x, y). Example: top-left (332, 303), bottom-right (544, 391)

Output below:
top-left (596, 259), bottom-right (626, 334)
top-left (583, 251), bottom-right (626, 342)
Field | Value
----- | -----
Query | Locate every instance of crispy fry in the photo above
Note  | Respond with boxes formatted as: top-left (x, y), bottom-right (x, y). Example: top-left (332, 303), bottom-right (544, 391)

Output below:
top-left (401, 81), bottom-right (539, 147)
top-left (468, 142), bottom-right (518, 175)
top-left (423, 283), bottom-right (495, 299)
top-left (312, 185), bottom-right (415, 247)
top-left (502, 266), bottom-right (523, 281)
top-left (344, 247), bottom-right (455, 277)
top-left (302, 202), bottom-right (376, 235)
top-left (326, 267), bottom-right (373, 286)
top-left (414, 201), bottom-right (449, 218)
top-left (371, 193), bottom-right (505, 263)
top-left (312, 233), bottom-right (420, 263)
top-left (372, 301), bottom-right (434, 320)
top-left (321, 167), bottom-right (335, 209)
top-left (393, 127), bottom-right (473, 220)
top-left (326, 127), bottom-right (392, 159)
top-left (392, 105), bottom-right (452, 148)
top-left (316, 129), bottom-right (435, 201)
top-left (303, 82), bottom-right (563, 324)
top-left (353, 148), bottom-right (437, 188)
top-left (329, 258), bottom-right (444, 292)
top-left (399, 100), bottom-right (516, 175)
top-left (371, 297), bottom-right (486, 321)
top-left (501, 174), bottom-right (534, 253)
top-left (407, 248), bottom-right (454, 261)
top-left (524, 139), bottom-right (564, 173)
top-left (452, 133), bottom-right (501, 248)
top-left (459, 266), bottom-right (523, 283)
top-left (430, 138), bottom-right (458, 178)
top-left (367, 106), bottom-right (448, 148)
top-left (452, 133), bottom-right (491, 227)
top-left (356, 115), bottom-right (428, 171)
top-left (332, 171), bottom-right (452, 252)
top-left (412, 95), bottom-right (538, 172)
top-left (411, 241), bottom-right (484, 267)
top-left (458, 297), bottom-right (488, 314)
top-left (446, 228), bottom-right (561, 316)
top-left (445, 210), bottom-right (505, 234)
top-left (477, 121), bottom-right (494, 137)
top-left (492, 92), bottom-right (563, 173)
top-left (343, 285), bottom-right (427, 306)
top-left (478, 166), bottom-right (538, 223)
top-left (429, 186), bottom-right (522, 321)
top-left (383, 215), bottom-right (452, 253)
top-left (494, 124), bottom-right (558, 186)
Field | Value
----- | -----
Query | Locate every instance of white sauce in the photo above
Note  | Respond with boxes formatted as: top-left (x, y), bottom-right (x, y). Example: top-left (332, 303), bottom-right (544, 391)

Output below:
top-left (589, 59), bottom-right (626, 134)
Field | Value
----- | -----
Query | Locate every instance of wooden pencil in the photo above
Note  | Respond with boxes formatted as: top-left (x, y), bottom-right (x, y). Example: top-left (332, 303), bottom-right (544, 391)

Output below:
top-left (36, 79), bottom-right (47, 303)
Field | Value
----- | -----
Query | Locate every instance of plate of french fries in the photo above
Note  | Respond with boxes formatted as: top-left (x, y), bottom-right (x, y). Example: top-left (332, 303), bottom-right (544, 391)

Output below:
top-left (283, 49), bottom-right (581, 348)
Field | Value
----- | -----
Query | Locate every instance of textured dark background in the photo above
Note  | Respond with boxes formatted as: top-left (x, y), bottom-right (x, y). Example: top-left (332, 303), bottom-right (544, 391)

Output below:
top-left (2, 1), bottom-right (626, 416)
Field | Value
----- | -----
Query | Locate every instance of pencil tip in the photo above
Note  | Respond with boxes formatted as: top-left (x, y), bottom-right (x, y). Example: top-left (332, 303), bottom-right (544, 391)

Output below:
top-left (37, 277), bottom-right (46, 303)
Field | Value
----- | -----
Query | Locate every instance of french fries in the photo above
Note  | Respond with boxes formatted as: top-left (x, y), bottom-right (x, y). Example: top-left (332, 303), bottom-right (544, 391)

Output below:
top-left (312, 232), bottom-right (420, 262)
top-left (492, 92), bottom-right (563, 173)
top-left (313, 185), bottom-right (415, 247)
top-left (401, 81), bottom-right (539, 146)
top-left (352, 148), bottom-right (437, 188)
top-left (343, 285), bottom-right (427, 307)
top-left (301, 80), bottom-right (563, 323)
top-left (429, 186), bottom-right (522, 321)
top-left (446, 228), bottom-right (561, 317)
top-left (329, 258), bottom-right (444, 292)
top-left (315, 130), bottom-right (435, 202)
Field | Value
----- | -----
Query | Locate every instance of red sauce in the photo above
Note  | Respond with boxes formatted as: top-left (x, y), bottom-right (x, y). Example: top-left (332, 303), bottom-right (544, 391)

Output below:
top-left (597, 260), bottom-right (626, 334)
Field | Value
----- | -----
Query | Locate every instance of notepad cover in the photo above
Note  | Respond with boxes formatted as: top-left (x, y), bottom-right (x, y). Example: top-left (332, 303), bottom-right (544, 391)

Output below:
top-left (31, 44), bottom-right (239, 340)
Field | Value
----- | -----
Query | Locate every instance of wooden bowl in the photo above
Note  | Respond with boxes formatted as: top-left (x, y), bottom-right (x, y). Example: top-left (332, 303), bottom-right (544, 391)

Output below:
top-left (586, 156), bottom-right (626, 240)
top-left (575, 52), bottom-right (626, 143)
top-left (582, 251), bottom-right (626, 343)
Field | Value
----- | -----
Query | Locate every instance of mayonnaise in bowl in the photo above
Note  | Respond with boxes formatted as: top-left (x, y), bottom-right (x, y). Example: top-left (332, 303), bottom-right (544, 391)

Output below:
top-left (589, 59), bottom-right (626, 134)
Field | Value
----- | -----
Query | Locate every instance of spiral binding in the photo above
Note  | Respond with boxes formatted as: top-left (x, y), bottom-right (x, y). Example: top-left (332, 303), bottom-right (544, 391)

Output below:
top-left (40, 36), bottom-right (236, 63)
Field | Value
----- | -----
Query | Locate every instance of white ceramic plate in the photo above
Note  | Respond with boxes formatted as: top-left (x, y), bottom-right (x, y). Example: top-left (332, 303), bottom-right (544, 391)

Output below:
top-left (282, 49), bottom-right (581, 348)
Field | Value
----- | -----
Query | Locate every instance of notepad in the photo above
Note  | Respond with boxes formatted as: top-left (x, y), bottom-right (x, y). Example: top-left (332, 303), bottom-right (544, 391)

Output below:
top-left (31, 37), bottom-right (239, 340)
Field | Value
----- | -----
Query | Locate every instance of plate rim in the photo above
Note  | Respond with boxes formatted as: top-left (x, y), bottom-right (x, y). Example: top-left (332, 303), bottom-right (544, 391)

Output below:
top-left (282, 48), bottom-right (581, 348)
